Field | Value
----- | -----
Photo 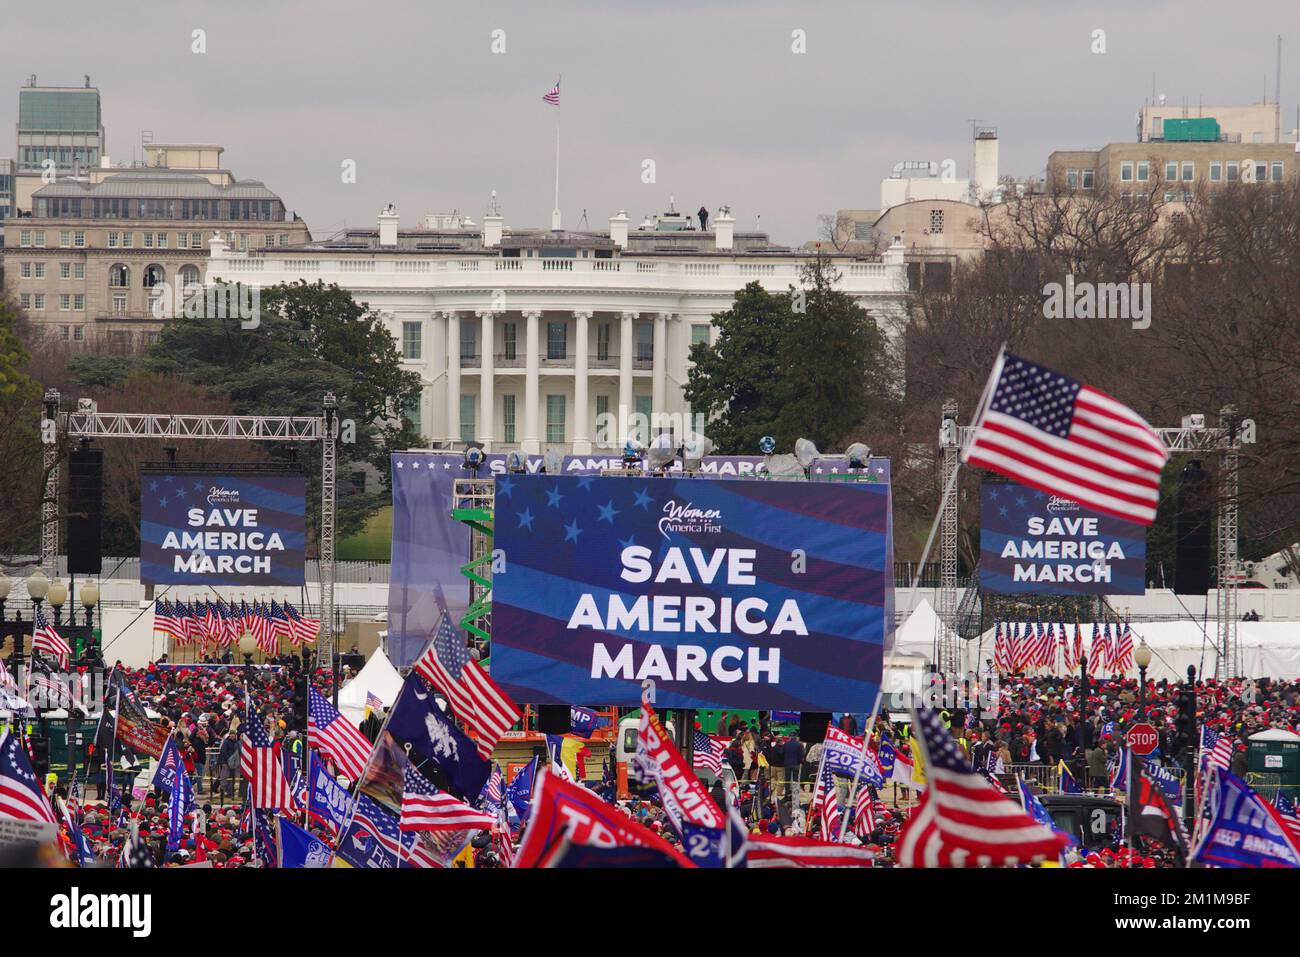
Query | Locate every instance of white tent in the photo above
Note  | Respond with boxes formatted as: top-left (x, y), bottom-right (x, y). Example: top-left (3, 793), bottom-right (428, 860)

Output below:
top-left (336, 648), bottom-right (404, 727)
top-left (974, 619), bottom-right (1300, 682)
top-left (891, 599), bottom-right (964, 662)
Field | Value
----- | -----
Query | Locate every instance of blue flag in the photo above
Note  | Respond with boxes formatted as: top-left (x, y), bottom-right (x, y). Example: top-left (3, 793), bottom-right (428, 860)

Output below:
top-left (152, 735), bottom-right (187, 795)
top-left (1192, 770), bottom-right (1300, 869)
top-left (1018, 776), bottom-right (1075, 849)
top-left (876, 741), bottom-right (897, 778)
top-left (386, 673), bottom-right (491, 800)
top-left (308, 751), bottom-right (354, 835)
top-left (570, 706), bottom-right (598, 738)
top-left (278, 815), bottom-right (333, 868)
top-left (506, 755), bottom-right (538, 823)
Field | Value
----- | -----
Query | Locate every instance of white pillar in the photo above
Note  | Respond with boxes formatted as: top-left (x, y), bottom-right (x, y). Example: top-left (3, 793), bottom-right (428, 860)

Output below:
top-left (523, 310), bottom-right (541, 453)
top-left (619, 311), bottom-right (636, 444)
top-left (444, 310), bottom-right (461, 445)
top-left (652, 312), bottom-right (669, 435)
top-left (478, 310), bottom-right (495, 450)
top-left (573, 310), bottom-right (593, 454)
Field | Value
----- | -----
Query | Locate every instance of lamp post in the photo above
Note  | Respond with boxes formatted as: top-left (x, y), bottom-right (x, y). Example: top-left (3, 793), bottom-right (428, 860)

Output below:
top-left (0, 576), bottom-right (12, 686)
top-left (239, 631), bottom-right (258, 677)
top-left (1134, 641), bottom-right (1152, 716)
top-left (20, 569), bottom-right (50, 681)
top-left (48, 578), bottom-right (68, 627)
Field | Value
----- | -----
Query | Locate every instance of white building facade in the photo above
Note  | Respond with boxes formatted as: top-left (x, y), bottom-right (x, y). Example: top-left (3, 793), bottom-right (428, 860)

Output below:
top-left (206, 205), bottom-right (909, 454)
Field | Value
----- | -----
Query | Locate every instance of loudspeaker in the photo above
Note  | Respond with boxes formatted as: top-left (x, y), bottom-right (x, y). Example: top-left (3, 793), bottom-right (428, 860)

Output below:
top-left (1174, 459), bottom-right (1212, 595)
top-left (67, 447), bottom-right (104, 575)
top-left (798, 711), bottom-right (831, 744)
top-left (537, 704), bottom-right (570, 735)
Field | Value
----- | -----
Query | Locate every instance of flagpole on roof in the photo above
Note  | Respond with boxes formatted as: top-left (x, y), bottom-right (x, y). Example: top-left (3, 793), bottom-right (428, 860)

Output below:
top-left (552, 75), bottom-right (562, 230)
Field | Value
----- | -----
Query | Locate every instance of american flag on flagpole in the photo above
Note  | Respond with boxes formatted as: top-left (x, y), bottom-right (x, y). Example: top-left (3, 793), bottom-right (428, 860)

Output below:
top-left (240, 712), bottom-right (298, 812)
top-left (896, 707), bottom-right (1070, 867)
top-left (32, 606), bottom-right (71, 670)
top-left (400, 762), bottom-right (496, 832)
top-left (1, 730), bottom-right (58, 824)
top-left (1113, 621), bottom-right (1134, 674)
top-left (691, 731), bottom-right (726, 774)
top-left (542, 79), bottom-right (560, 105)
top-left (284, 602), bottom-right (320, 646)
top-left (307, 687), bottom-right (372, 781)
top-left (746, 833), bottom-right (877, 868)
top-left (1200, 726), bottom-right (1234, 771)
top-left (993, 622), bottom-right (1011, 673)
top-left (812, 763), bottom-right (842, 842)
top-left (962, 351), bottom-right (1169, 525)
top-left (414, 611), bottom-right (521, 760)
top-left (853, 784), bottom-right (878, 839)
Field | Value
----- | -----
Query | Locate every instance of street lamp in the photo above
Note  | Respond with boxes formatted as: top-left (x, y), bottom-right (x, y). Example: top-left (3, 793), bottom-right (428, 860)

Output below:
top-left (1134, 641), bottom-right (1152, 715)
top-left (47, 578), bottom-right (68, 626)
top-left (80, 582), bottom-right (99, 629)
top-left (27, 569), bottom-right (49, 607)
top-left (239, 631), bottom-right (258, 672)
top-left (0, 576), bottom-right (10, 618)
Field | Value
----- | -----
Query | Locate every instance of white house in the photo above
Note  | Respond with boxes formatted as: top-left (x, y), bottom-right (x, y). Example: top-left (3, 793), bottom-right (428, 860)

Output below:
top-left (205, 200), bottom-right (909, 455)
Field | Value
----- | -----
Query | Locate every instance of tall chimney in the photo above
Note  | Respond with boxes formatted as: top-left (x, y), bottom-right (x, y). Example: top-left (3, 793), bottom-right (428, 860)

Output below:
top-left (609, 210), bottom-right (629, 248)
top-left (378, 204), bottom-right (399, 247)
top-left (713, 208), bottom-right (735, 251)
top-left (972, 128), bottom-right (999, 203)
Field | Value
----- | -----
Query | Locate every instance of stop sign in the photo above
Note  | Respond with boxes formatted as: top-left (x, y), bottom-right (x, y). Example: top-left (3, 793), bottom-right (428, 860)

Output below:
top-left (1126, 723), bottom-right (1159, 755)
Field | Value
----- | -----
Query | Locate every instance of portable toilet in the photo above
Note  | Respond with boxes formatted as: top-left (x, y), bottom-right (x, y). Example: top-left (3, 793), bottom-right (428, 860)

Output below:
top-left (1247, 728), bottom-right (1300, 796)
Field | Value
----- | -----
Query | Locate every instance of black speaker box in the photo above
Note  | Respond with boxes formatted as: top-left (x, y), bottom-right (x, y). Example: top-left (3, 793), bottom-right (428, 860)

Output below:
top-left (798, 711), bottom-right (831, 744)
top-left (67, 447), bottom-right (104, 575)
top-left (537, 704), bottom-right (570, 735)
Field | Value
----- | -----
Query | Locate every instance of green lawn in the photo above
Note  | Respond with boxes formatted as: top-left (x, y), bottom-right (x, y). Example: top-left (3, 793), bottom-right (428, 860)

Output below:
top-left (337, 506), bottom-right (394, 561)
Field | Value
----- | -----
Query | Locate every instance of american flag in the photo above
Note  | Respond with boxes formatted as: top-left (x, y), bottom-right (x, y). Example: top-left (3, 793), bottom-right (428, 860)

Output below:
top-left (1090, 622), bottom-right (1113, 675)
top-left (811, 763), bottom-right (842, 841)
top-left (153, 599), bottom-right (182, 643)
top-left (0, 729), bottom-right (57, 824)
top-left (993, 622), bottom-right (1011, 673)
top-left (118, 824), bottom-right (156, 869)
top-left (414, 611), bottom-right (521, 760)
top-left (1061, 620), bottom-right (1076, 672)
top-left (963, 352), bottom-right (1169, 525)
top-left (1200, 726), bottom-right (1234, 771)
top-left (241, 709), bottom-right (297, 811)
top-left (284, 602), bottom-right (320, 646)
top-left (542, 79), bottom-right (560, 106)
top-left (896, 707), bottom-right (1070, 867)
top-left (1271, 792), bottom-right (1300, 850)
top-left (401, 762), bottom-right (496, 832)
top-left (747, 833), bottom-right (876, 868)
top-left (173, 601), bottom-right (197, 646)
top-left (1011, 622), bottom-right (1030, 672)
top-left (32, 605), bottom-right (71, 669)
top-left (250, 601), bottom-right (274, 654)
top-left (268, 601), bottom-right (293, 643)
top-left (493, 819), bottom-right (516, 867)
top-left (307, 687), bottom-right (372, 781)
top-left (692, 731), bottom-right (726, 774)
top-left (853, 784), bottom-right (878, 839)
top-left (1113, 622), bottom-right (1134, 674)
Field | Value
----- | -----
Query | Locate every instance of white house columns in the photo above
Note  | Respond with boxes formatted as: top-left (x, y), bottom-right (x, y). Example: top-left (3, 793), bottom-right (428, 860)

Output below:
top-left (523, 309), bottom-right (542, 454)
top-left (573, 310), bottom-right (593, 455)
top-left (442, 309), bottom-right (460, 446)
top-left (619, 311), bottom-right (636, 444)
top-left (477, 309), bottom-right (495, 449)
top-left (652, 312), bottom-right (670, 427)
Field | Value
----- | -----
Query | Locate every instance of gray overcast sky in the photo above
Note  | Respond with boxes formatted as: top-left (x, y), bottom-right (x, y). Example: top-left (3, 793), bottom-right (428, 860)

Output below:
top-left (4, 1), bottom-right (1297, 245)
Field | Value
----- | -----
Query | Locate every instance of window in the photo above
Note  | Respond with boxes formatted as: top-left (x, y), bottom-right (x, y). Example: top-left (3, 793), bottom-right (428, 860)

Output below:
top-left (60, 325), bottom-right (70, 340)
top-left (1227, 162), bottom-right (1240, 182)
top-left (1164, 161), bottom-right (1177, 181)
top-left (108, 232), bottom-right (119, 248)
top-left (928, 208), bottom-right (944, 234)
top-left (597, 323), bottom-right (611, 361)
top-left (635, 322), bottom-right (653, 361)
top-left (73, 326), bottom-right (83, 341)
top-left (144, 232), bottom-right (154, 248)
top-left (20, 230), bottom-right (31, 247)
top-left (690, 324), bottom-right (710, 349)
top-left (503, 322), bottom-right (517, 361)
top-left (1210, 162), bottom-right (1222, 182)
top-left (60, 262), bottom-right (71, 279)
top-left (34, 263), bottom-right (45, 279)
top-left (459, 394), bottom-right (476, 443)
top-left (596, 394), bottom-right (609, 425)
top-left (20, 262), bottom-right (30, 278)
top-left (179, 265), bottom-right (200, 290)
top-left (503, 394), bottom-right (516, 443)
top-left (143, 264), bottom-right (164, 288)
top-left (191, 233), bottom-right (202, 249)
top-left (460, 322), bottom-right (477, 360)
top-left (34, 231), bottom-right (45, 247)
top-left (59, 294), bottom-right (70, 311)
top-left (403, 397), bottom-right (422, 436)
top-left (1181, 161), bottom-right (1193, 182)
top-left (547, 321), bottom-right (567, 360)
top-left (1272, 162), bottom-right (1284, 182)
top-left (1120, 161), bottom-right (1134, 182)
top-left (121, 233), bottom-right (133, 248)
top-left (1254, 163), bottom-right (1267, 183)
top-left (59, 231), bottom-right (71, 248)
top-left (634, 395), bottom-right (652, 442)
top-left (73, 231), bottom-right (85, 248)
top-left (546, 394), bottom-right (566, 444)
top-left (157, 233), bottom-right (168, 248)
top-left (112, 294), bottom-right (126, 315)
top-left (34, 294), bottom-right (45, 310)
top-left (401, 320), bottom-right (422, 360)
top-left (19, 294), bottom-right (30, 309)
top-left (1066, 169), bottom-right (1078, 189)
top-left (74, 294), bottom-right (84, 311)
top-left (1136, 161), bottom-right (1149, 182)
